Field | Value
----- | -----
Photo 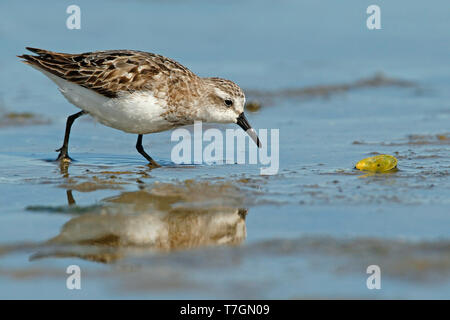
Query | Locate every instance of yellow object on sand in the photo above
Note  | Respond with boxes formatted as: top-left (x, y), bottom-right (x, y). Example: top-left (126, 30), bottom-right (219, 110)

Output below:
top-left (355, 154), bottom-right (398, 173)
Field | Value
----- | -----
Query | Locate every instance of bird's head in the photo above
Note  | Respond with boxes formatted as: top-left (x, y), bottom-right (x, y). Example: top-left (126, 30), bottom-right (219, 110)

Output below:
top-left (199, 77), bottom-right (261, 148)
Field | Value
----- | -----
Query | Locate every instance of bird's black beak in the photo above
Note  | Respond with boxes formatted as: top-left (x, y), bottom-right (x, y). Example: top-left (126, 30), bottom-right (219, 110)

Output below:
top-left (236, 112), bottom-right (261, 148)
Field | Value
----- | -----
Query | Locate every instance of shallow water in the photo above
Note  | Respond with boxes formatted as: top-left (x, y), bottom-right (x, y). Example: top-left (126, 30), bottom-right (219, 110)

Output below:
top-left (0, 0), bottom-right (449, 299)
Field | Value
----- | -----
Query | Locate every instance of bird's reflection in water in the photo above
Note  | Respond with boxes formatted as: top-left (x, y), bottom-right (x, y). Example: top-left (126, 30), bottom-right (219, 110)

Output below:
top-left (32, 187), bottom-right (248, 263)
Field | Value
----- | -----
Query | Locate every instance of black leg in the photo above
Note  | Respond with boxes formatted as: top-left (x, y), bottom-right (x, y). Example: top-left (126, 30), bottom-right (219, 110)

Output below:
top-left (56, 111), bottom-right (86, 161)
top-left (136, 134), bottom-right (160, 167)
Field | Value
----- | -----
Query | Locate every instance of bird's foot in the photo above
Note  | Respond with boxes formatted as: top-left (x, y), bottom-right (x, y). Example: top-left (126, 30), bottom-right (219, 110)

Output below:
top-left (147, 159), bottom-right (161, 168)
top-left (56, 154), bottom-right (73, 163)
top-left (55, 147), bottom-right (73, 162)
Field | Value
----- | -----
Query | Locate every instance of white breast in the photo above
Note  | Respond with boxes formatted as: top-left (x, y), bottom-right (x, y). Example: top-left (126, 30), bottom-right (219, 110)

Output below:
top-left (35, 67), bottom-right (174, 134)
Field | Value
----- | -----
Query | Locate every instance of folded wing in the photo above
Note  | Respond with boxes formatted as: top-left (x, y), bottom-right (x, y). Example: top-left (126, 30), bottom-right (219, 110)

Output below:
top-left (18, 47), bottom-right (194, 98)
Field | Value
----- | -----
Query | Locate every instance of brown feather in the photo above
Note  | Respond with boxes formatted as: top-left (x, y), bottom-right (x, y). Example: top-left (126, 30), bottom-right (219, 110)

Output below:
top-left (18, 48), bottom-right (197, 99)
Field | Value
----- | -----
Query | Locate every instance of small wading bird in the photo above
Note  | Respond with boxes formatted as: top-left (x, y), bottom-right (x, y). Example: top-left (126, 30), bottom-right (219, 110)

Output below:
top-left (18, 47), bottom-right (261, 167)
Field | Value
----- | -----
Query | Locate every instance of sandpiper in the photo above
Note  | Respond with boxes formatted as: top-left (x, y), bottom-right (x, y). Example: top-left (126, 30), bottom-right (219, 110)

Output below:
top-left (18, 47), bottom-right (261, 166)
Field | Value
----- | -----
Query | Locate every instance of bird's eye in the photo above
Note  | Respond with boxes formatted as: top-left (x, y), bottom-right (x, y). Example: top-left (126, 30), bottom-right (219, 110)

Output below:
top-left (224, 99), bottom-right (233, 107)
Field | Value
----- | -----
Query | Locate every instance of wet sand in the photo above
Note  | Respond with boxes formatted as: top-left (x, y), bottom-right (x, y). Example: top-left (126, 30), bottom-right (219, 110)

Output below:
top-left (1, 0), bottom-right (449, 299)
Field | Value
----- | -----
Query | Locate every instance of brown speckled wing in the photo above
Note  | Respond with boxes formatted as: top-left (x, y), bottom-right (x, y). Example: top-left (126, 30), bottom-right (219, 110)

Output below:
top-left (18, 47), bottom-right (195, 98)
